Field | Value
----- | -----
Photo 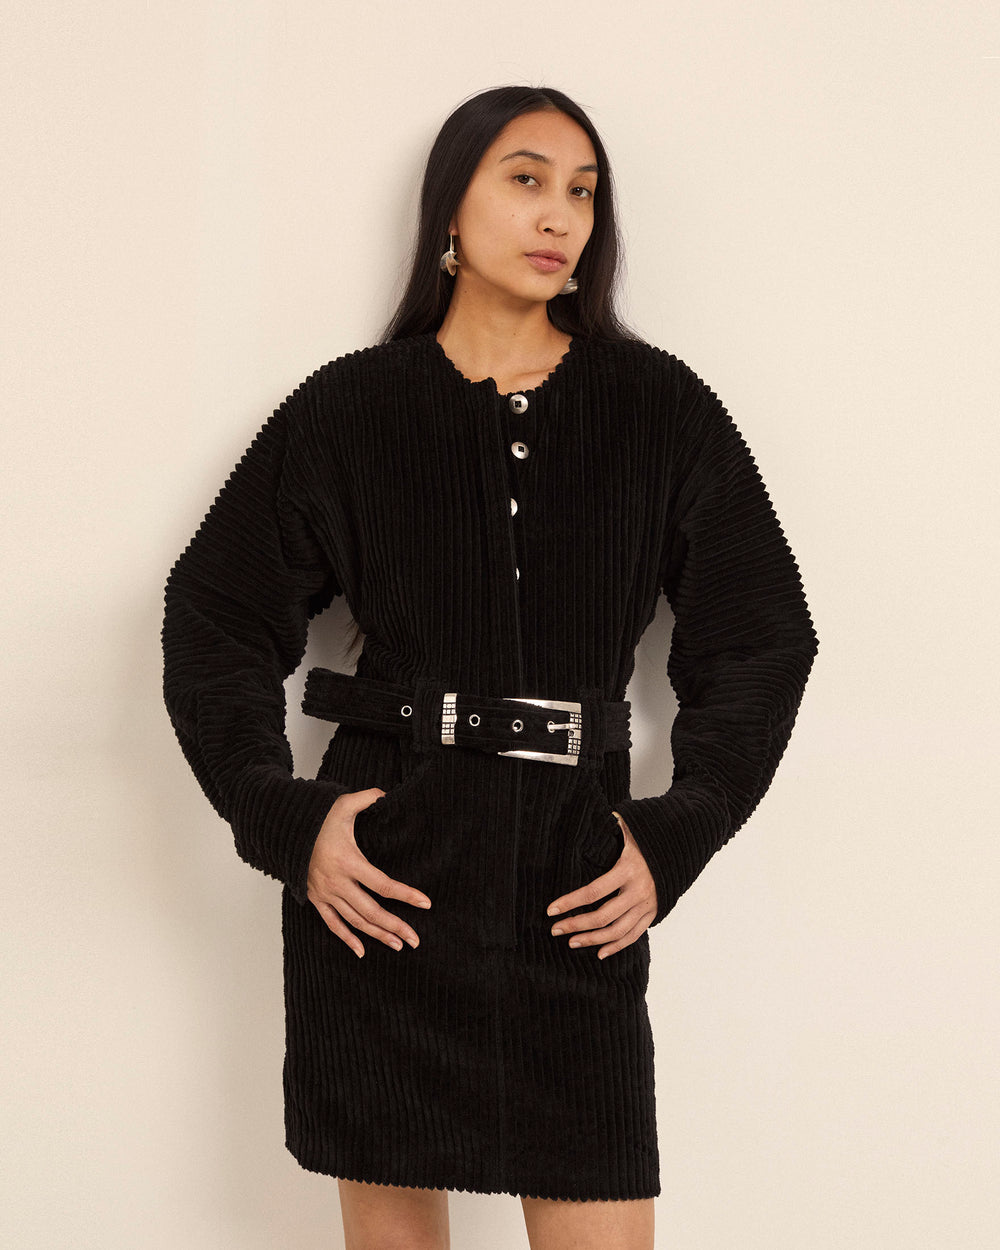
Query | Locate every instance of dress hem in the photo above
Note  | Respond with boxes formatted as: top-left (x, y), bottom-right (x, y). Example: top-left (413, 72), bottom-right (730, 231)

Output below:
top-left (285, 1137), bottom-right (661, 1202)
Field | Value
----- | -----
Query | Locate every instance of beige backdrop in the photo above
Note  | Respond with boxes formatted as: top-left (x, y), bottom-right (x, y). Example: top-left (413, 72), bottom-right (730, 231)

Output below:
top-left (4, 2), bottom-right (998, 1247)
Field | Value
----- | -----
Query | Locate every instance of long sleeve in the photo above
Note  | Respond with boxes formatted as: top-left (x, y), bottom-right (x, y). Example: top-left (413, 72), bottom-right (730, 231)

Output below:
top-left (615, 362), bottom-right (819, 927)
top-left (162, 382), bottom-right (349, 904)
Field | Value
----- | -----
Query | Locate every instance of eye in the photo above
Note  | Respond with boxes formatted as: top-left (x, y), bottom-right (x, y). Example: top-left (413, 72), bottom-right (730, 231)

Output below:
top-left (513, 173), bottom-right (538, 186)
top-left (571, 186), bottom-right (594, 200)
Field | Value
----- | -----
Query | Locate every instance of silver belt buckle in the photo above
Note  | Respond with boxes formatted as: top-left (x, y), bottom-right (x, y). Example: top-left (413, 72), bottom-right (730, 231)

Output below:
top-left (441, 693), bottom-right (583, 764)
top-left (441, 693), bottom-right (458, 745)
top-left (499, 696), bottom-right (583, 765)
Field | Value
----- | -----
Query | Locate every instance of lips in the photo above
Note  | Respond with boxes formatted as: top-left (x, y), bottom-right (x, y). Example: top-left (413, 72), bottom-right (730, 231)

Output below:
top-left (525, 250), bottom-right (567, 273)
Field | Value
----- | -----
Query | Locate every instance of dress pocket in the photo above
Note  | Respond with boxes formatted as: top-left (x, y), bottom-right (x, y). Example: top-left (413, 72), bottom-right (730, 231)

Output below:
top-left (571, 770), bottom-right (627, 877)
top-left (349, 750), bottom-right (439, 862)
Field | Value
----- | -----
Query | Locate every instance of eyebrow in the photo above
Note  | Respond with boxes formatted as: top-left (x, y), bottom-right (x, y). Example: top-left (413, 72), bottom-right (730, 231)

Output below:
top-left (499, 148), bottom-right (599, 174)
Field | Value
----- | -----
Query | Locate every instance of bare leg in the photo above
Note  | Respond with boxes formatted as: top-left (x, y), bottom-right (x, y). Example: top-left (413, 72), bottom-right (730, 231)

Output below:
top-left (337, 1178), bottom-right (451, 1250)
top-left (520, 1195), bottom-right (654, 1250)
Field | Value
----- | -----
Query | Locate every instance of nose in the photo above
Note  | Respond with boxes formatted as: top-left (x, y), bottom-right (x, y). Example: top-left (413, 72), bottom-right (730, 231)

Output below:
top-left (539, 190), bottom-right (569, 237)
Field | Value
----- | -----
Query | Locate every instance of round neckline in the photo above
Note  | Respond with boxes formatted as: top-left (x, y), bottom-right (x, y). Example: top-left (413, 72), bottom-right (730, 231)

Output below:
top-left (425, 331), bottom-right (579, 398)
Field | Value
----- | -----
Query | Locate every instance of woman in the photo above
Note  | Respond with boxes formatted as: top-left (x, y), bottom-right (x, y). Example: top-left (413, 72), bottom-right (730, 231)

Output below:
top-left (163, 86), bottom-right (818, 1250)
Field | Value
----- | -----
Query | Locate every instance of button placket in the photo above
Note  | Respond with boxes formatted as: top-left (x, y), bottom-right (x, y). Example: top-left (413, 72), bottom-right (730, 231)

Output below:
top-left (505, 390), bottom-right (537, 587)
top-left (512, 480), bottom-right (520, 577)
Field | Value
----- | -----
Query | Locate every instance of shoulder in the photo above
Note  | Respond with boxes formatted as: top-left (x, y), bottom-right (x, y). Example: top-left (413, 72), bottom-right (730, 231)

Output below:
top-left (582, 336), bottom-right (712, 393)
top-left (275, 336), bottom-right (433, 437)
top-left (271, 338), bottom-right (446, 479)
top-left (298, 335), bottom-right (431, 395)
top-left (580, 337), bottom-right (727, 429)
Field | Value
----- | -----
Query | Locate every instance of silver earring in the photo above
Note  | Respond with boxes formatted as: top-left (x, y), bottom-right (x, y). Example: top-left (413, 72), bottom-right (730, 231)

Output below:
top-left (439, 233), bottom-right (460, 276)
top-left (559, 275), bottom-right (578, 295)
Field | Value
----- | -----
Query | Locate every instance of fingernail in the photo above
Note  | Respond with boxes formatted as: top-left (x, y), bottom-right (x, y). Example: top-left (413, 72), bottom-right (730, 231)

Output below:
top-left (547, 905), bottom-right (561, 916)
top-left (551, 927), bottom-right (565, 936)
top-left (406, 936), bottom-right (419, 948)
top-left (390, 939), bottom-right (403, 951)
top-left (568, 940), bottom-right (581, 948)
top-left (417, 899), bottom-right (432, 908)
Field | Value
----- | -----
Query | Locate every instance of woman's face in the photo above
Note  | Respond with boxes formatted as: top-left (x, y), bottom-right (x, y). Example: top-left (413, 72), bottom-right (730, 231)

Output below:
top-left (449, 109), bottom-right (598, 307)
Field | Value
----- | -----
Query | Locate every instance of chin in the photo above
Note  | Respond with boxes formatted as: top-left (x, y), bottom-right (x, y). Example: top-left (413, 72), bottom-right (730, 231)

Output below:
top-left (509, 274), bottom-right (568, 304)
top-left (465, 267), bottom-right (565, 306)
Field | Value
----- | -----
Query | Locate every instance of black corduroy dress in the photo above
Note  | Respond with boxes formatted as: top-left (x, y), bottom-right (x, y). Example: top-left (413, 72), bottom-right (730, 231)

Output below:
top-left (162, 332), bottom-right (818, 1200)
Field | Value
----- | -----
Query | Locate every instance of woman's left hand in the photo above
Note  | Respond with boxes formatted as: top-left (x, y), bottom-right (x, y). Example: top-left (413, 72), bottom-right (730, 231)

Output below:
top-left (547, 813), bottom-right (658, 958)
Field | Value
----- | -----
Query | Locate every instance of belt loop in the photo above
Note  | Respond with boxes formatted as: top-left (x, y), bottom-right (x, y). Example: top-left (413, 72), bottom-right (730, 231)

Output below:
top-left (576, 687), bottom-right (606, 767)
top-left (410, 677), bottom-right (444, 755)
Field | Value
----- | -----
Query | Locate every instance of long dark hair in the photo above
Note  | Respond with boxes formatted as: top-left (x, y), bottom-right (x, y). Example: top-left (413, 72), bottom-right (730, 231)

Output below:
top-left (380, 86), bottom-right (636, 343)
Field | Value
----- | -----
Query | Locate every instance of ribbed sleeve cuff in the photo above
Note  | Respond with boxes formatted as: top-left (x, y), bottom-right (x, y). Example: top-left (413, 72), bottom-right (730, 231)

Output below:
top-left (226, 768), bottom-right (351, 906)
top-left (614, 786), bottom-right (730, 927)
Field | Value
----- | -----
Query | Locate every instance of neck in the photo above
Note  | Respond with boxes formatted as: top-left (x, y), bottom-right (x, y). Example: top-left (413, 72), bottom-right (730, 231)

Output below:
top-left (436, 282), bottom-right (569, 383)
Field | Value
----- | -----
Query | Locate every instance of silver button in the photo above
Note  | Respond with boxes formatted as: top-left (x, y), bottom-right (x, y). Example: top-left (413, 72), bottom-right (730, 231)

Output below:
top-left (510, 497), bottom-right (518, 515)
top-left (511, 440), bottom-right (529, 459)
top-left (509, 393), bottom-right (529, 414)
top-left (515, 566), bottom-right (520, 579)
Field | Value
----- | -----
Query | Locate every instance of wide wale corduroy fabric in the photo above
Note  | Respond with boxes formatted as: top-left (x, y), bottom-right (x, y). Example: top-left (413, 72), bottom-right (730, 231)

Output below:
top-left (162, 331), bottom-right (818, 1199)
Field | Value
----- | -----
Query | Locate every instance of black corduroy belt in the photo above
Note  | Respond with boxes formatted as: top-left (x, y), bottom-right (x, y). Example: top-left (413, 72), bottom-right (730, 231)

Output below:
top-left (301, 668), bottom-right (631, 767)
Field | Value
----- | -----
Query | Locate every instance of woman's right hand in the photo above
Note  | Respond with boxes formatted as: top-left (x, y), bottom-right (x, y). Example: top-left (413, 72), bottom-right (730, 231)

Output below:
top-left (306, 788), bottom-right (432, 958)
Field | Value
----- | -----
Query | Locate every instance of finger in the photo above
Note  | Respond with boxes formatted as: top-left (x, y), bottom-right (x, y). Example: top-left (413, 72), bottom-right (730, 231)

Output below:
top-left (313, 900), bottom-right (366, 958)
top-left (308, 877), bottom-right (413, 947)
top-left (547, 875), bottom-right (625, 935)
top-left (547, 868), bottom-right (625, 927)
top-left (355, 856), bottom-right (433, 912)
top-left (596, 919), bottom-right (648, 960)
top-left (350, 786), bottom-right (387, 813)
top-left (551, 895), bottom-right (626, 937)
top-left (334, 889), bottom-right (420, 950)
top-left (561, 904), bottom-right (644, 950)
